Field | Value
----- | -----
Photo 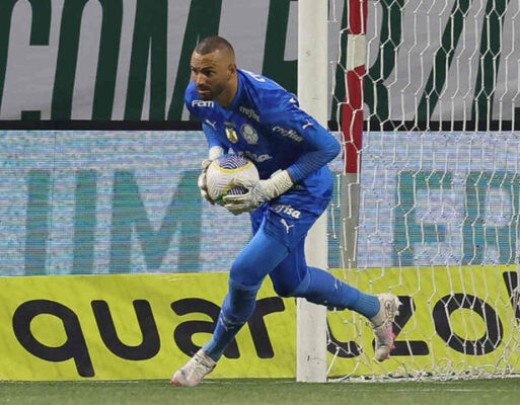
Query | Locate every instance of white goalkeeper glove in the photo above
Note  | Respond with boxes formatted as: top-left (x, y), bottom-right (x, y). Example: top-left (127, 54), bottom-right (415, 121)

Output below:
top-left (222, 170), bottom-right (294, 215)
top-left (197, 146), bottom-right (225, 205)
top-left (197, 159), bottom-right (214, 204)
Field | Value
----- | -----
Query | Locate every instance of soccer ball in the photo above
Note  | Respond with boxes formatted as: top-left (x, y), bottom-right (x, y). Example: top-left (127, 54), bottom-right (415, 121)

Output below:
top-left (206, 154), bottom-right (259, 204)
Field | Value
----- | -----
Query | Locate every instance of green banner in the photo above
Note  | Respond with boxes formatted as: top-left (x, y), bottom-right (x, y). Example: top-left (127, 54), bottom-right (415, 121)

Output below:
top-left (0, 0), bottom-right (517, 123)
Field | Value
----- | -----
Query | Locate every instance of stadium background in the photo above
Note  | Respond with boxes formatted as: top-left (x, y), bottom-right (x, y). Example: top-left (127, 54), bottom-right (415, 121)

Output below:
top-left (0, 0), bottom-right (518, 380)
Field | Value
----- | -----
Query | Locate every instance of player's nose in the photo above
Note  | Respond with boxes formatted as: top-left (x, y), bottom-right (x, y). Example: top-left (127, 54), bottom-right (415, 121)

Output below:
top-left (194, 74), bottom-right (206, 87)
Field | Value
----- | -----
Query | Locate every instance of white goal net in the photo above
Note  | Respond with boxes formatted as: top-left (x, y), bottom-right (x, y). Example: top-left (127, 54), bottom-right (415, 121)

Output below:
top-left (325, 0), bottom-right (520, 380)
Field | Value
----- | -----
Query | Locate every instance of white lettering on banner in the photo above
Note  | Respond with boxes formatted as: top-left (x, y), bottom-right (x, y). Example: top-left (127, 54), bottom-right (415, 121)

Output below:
top-left (0, 1), bottom-right (518, 121)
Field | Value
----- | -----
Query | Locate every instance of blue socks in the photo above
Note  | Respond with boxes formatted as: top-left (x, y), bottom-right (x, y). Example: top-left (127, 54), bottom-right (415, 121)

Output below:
top-left (204, 268), bottom-right (381, 362)
top-left (292, 267), bottom-right (380, 319)
top-left (203, 280), bottom-right (259, 362)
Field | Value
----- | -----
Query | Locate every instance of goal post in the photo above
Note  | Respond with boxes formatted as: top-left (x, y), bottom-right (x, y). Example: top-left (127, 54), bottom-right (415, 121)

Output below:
top-left (297, 0), bottom-right (329, 383)
top-left (339, 0), bottom-right (367, 270)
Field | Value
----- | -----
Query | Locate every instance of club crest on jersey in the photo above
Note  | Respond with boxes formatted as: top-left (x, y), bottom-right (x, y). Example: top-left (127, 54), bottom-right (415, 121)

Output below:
top-left (225, 128), bottom-right (238, 143)
top-left (240, 124), bottom-right (258, 145)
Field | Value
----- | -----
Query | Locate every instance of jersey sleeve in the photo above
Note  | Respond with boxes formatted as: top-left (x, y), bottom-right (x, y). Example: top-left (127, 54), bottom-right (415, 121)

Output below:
top-left (184, 82), bottom-right (200, 117)
top-left (184, 82), bottom-right (228, 154)
top-left (202, 121), bottom-right (227, 152)
top-left (263, 92), bottom-right (341, 183)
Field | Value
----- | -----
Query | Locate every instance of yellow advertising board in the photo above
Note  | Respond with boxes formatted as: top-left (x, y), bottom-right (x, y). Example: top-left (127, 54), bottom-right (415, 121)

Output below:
top-left (327, 265), bottom-right (520, 377)
top-left (0, 273), bottom-right (295, 380)
top-left (0, 265), bottom-right (518, 380)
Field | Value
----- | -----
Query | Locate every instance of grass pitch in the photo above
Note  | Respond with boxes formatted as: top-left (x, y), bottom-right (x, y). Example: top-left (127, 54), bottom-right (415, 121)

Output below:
top-left (0, 378), bottom-right (518, 405)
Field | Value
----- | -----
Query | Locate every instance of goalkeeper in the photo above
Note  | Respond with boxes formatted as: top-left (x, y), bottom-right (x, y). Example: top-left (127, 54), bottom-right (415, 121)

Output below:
top-left (171, 36), bottom-right (400, 387)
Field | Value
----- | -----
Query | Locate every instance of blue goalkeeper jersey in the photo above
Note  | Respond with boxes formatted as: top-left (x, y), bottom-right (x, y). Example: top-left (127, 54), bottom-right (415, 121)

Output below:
top-left (185, 69), bottom-right (340, 210)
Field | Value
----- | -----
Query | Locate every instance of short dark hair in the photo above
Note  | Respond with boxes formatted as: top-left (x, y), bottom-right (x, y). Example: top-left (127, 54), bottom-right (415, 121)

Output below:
top-left (194, 36), bottom-right (235, 56)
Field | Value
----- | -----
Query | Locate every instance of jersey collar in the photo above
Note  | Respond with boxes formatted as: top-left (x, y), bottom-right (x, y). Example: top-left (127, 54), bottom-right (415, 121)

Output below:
top-left (223, 69), bottom-right (243, 111)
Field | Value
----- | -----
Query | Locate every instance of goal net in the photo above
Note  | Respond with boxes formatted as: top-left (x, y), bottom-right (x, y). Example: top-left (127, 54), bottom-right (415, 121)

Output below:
top-left (325, 0), bottom-right (520, 381)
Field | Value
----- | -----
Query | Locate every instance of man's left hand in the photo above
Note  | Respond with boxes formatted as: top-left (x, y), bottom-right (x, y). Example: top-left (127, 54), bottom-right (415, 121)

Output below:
top-left (222, 179), bottom-right (271, 215)
top-left (222, 170), bottom-right (294, 215)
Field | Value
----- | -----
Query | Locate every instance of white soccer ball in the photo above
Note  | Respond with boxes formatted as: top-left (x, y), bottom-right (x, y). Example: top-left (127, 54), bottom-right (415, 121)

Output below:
top-left (206, 154), bottom-right (259, 204)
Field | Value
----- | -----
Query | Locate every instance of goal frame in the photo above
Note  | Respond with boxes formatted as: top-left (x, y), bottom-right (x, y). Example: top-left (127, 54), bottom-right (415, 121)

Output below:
top-left (297, 0), bottom-right (367, 383)
top-left (296, 0), bottom-right (329, 383)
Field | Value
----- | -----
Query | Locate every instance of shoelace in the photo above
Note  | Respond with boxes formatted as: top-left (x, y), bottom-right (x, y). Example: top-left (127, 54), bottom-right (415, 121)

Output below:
top-left (369, 300), bottom-right (397, 330)
top-left (186, 354), bottom-right (214, 379)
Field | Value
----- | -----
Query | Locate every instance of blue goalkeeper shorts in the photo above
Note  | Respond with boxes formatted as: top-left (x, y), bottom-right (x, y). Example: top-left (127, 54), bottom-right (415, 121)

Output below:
top-left (229, 167), bottom-right (334, 295)
top-left (251, 167), bottom-right (333, 249)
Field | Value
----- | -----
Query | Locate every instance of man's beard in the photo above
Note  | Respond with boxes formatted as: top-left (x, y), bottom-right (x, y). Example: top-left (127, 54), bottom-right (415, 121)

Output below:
top-left (197, 90), bottom-right (214, 100)
top-left (197, 83), bottom-right (225, 101)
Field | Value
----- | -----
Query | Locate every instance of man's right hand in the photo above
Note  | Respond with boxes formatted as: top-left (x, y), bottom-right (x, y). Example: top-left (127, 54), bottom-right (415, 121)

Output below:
top-left (197, 159), bottom-right (215, 204)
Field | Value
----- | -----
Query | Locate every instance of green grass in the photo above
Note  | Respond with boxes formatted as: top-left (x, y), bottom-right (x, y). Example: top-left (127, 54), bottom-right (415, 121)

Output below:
top-left (0, 378), bottom-right (518, 405)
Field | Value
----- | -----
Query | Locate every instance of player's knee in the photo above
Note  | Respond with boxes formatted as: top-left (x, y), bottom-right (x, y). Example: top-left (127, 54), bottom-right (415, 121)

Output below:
top-left (229, 265), bottom-right (262, 291)
top-left (272, 272), bottom-right (311, 298)
top-left (230, 255), bottom-right (263, 287)
top-left (271, 282), bottom-right (294, 297)
top-left (223, 279), bottom-right (260, 322)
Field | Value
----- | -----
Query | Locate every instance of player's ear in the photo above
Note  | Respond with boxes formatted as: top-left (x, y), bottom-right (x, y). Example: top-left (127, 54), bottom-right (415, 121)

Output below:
top-left (228, 63), bottom-right (237, 77)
